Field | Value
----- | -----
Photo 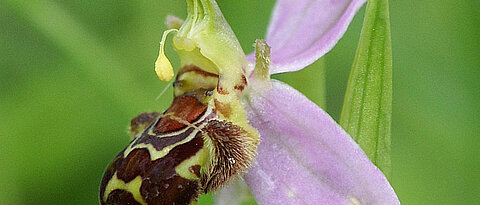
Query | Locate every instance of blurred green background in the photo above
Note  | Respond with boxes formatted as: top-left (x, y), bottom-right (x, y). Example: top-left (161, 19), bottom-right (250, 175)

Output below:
top-left (1, 0), bottom-right (479, 204)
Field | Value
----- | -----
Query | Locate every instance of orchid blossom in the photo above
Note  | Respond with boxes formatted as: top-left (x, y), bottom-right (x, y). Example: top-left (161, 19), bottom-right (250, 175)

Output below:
top-left (100, 0), bottom-right (399, 204)
top-left (157, 0), bottom-right (400, 204)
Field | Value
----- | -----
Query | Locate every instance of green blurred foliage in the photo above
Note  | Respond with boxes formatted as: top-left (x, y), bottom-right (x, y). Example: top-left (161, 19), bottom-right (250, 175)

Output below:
top-left (0, 0), bottom-right (478, 204)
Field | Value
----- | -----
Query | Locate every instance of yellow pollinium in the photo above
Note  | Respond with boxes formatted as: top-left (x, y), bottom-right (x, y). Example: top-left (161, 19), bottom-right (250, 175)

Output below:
top-left (155, 53), bottom-right (174, 81)
top-left (154, 29), bottom-right (178, 81)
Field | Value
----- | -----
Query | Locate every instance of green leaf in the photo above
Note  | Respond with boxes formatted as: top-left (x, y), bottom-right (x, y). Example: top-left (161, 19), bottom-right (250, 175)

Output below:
top-left (340, 0), bottom-right (392, 179)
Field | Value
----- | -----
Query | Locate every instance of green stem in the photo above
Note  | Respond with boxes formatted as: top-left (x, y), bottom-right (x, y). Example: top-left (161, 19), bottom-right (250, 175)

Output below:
top-left (340, 0), bottom-right (392, 179)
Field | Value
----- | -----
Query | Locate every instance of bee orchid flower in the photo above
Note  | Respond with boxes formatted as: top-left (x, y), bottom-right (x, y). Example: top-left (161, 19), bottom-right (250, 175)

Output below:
top-left (164, 0), bottom-right (399, 204)
top-left (100, 0), bottom-right (400, 204)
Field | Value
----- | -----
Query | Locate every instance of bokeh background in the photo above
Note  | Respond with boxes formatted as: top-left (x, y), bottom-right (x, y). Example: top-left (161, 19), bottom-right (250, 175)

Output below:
top-left (1, 0), bottom-right (479, 204)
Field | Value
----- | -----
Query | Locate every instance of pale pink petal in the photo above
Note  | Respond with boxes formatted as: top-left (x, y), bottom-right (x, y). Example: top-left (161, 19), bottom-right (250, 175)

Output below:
top-left (242, 80), bottom-right (400, 205)
top-left (247, 0), bottom-right (367, 74)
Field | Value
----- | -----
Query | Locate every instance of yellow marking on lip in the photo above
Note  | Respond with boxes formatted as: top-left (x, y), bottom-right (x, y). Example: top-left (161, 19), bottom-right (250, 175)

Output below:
top-left (146, 124), bottom-right (190, 137)
top-left (124, 124), bottom-right (207, 161)
top-left (103, 173), bottom-right (146, 205)
top-left (192, 105), bottom-right (214, 124)
top-left (144, 106), bottom-right (213, 137)
top-left (175, 146), bottom-right (209, 180)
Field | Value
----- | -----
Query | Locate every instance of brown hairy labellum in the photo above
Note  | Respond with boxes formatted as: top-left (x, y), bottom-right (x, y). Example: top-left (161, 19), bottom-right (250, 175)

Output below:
top-left (100, 86), bottom-right (258, 205)
top-left (201, 120), bottom-right (258, 192)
